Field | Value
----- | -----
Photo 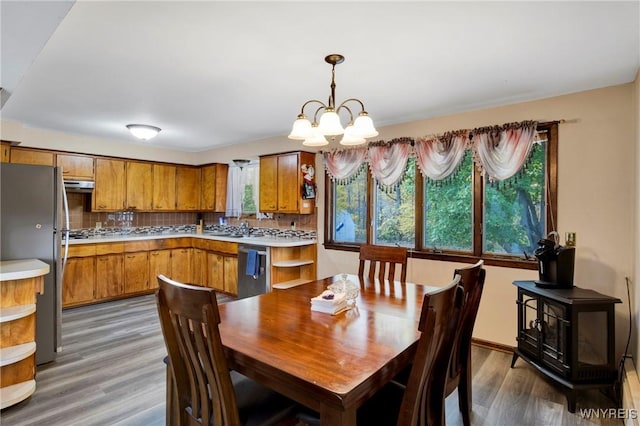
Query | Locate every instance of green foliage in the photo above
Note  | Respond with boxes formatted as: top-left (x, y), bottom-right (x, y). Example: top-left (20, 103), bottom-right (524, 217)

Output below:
top-left (242, 184), bottom-right (256, 214)
top-left (375, 159), bottom-right (416, 246)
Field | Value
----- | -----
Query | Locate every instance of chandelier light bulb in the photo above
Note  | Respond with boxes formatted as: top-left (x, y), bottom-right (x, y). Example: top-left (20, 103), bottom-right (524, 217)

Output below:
top-left (340, 125), bottom-right (367, 146)
top-left (303, 125), bottom-right (329, 146)
top-left (288, 114), bottom-right (313, 140)
top-left (317, 108), bottom-right (344, 136)
top-left (352, 113), bottom-right (378, 138)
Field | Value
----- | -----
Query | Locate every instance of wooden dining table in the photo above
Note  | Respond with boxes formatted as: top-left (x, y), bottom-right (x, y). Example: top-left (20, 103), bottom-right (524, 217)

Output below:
top-left (218, 274), bottom-right (438, 426)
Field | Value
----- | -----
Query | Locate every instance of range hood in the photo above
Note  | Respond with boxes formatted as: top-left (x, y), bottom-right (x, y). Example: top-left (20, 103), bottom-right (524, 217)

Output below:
top-left (64, 180), bottom-right (95, 193)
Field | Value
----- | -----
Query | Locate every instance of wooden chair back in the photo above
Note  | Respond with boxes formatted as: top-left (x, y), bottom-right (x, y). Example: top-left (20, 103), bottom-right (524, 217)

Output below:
top-left (156, 274), bottom-right (240, 426)
top-left (397, 274), bottom-right (464, 426)
top-left (358, 244), bottom-right (408, 282)
top-left (445, 260), bottom-right (486, 426)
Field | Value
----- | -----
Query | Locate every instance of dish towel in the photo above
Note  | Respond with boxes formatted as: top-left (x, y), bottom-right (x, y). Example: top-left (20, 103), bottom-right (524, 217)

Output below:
top-left (246, 249), bottom-right (260, 277)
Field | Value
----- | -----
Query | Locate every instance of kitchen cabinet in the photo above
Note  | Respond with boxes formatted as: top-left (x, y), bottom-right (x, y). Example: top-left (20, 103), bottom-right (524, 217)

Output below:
top-left (124, 252), bottom-right (149, 293)
top-left (1, 141), bottom-right (10, 162)
top-left (176, 166), bottom-right (201, 210)
top-left (170, 248), bottom-right (192, 284)
top-left (201, 163), bottom-right (228, 212)
top-left (149, 250), bottom-right (172, 289)
top-left (153, 164), bottom-right (176, 210)
top-left (63, 256), bottom-right (96, 307)
top-left (126, 161), bottom-right (153, 210)
top-left (93, 158), bottom-right (126, 211)
top-left (192, 248), bottom-right (207, 287)
top-left (207, 253), bottom-right (225, 291)
top-left (224, 256), bottom-right (238, 294)
top-left (95, 254), bottom-right (124, 299)
top-left (56, 154), bottom-right (94, 181)
top-left (10, 147), bottom-right (55, 166)
top-left (259, 151), bottom-right (315, 214)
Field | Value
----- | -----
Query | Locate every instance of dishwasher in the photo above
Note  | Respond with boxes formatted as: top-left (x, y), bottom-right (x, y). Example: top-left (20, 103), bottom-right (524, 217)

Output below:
top-left (237, 244), bottom-right (270, 299)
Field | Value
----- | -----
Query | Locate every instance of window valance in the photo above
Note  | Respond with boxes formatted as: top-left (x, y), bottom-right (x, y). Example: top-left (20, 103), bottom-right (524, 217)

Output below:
top-left (323, 120), bottom-right (539, 187)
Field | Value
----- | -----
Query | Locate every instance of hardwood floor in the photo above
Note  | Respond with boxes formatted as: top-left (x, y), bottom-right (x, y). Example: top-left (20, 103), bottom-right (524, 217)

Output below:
top-left (1, 294), bottom-right (619, 426)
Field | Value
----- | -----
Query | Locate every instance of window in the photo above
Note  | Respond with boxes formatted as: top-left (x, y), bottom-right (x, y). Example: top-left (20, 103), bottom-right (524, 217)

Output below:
top-left (226, 162), bottom-right (259, 217)
top-left (374, 158), bottom-right (416, 247)
top-left (332, 165), bottom-right (367, 243)
top-left (325, 123), bottom-right (557, 269)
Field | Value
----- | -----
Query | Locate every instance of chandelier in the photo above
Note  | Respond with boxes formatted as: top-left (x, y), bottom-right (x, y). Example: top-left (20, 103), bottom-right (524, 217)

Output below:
top-left (288, 54), bottom-right (378, 146)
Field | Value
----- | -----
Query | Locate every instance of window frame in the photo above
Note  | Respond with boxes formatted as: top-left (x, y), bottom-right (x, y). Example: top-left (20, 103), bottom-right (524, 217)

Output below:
top-left (323, 122), bottom-right (558, 270)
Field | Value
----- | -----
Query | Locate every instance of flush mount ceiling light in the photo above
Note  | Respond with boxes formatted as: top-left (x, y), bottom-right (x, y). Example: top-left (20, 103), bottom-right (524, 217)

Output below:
top-left (126, 124), bottom-right (161, 141)
top-left (288, 54), bottom-right (378, 147)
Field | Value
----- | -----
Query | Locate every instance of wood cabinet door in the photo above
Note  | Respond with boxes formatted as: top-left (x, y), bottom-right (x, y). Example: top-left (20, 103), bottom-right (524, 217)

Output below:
top-left (176, 166), bottom-right (201, 210)
top-left (10, 148), bottom-right (55, 166)
top-left (124, 252), bottom-right (149, 293)
top-left (224, 256), bottom-right (238, 295)
top-left (149, 250), bottom-right (172, 289)
top-left (259, 155), bottom-right (278, 212)
top-left (1, 142), bottom-right (10, 162)
top-left (93, 158), bottom-right (126, 211)
top-left (57, 154), bottom-right (95, 180)
top-left (95, 254), bottom-right (124, 299)
top-left (153, 164), bottom-right (176, 210)
top-left (201, 165), bottom-right (217, 211)
top-left (170, 248), bottom-right (192, 284)
top-left (277, 153), bottom-right (298, 212)
top-left (62, 257), bottom-right (95, 306)
top-left (207, 253), bottom-right (224, 291)
top-left (126, 161), bottom-right (153, 210)
top-left (192, 248), bottom-right (207, 286)
top-left (201, 164), bottom-right (229, 212)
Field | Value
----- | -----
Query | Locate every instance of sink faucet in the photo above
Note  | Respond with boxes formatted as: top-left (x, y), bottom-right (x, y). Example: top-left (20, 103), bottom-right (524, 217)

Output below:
top-left (240, 221), bottom-right (250, 236)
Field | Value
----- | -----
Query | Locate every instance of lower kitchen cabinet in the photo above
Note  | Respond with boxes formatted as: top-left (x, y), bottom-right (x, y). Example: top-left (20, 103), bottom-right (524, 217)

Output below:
top-left (62, 256), bottom-right (96, 306)
top-left (207, 253), bottom-right (225, 291)
top-left (192, 248), bottom-right (207, 287)
top-left (170, 248), bottom-right (192, 284)
top-left (124, 252), bottom-right (149, 293)
top-left (224, 256), bottom-right (238, 294)
top-left (95, 254), bottom-right (124, 299)
top-left (149, 250), bottom-right (172, 289)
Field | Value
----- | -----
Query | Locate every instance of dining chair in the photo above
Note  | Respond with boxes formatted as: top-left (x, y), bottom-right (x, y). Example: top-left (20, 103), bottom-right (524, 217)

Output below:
top-left (445, 260), bottom-right (486, 426)
top-left (358, 244), bottom-right (408, 282)
top-left (156, 274), bottom-right (296, 426)
top-left (298, 274), bottom-right (464, 426)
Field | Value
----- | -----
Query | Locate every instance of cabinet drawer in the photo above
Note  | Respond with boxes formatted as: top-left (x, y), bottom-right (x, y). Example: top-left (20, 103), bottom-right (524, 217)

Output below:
top-left (202, 240), bottom-right (238, 254)
top-left (124, 241), bottom-right (151, 252)
top-left (67, 244), bottom-right (96, 257)
top-left (95, 242), bottom-right (124, 255)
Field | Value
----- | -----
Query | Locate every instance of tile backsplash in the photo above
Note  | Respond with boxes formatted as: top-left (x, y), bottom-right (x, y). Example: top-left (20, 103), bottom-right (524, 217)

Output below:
top-left (67, 193), bottom-right (316, 231)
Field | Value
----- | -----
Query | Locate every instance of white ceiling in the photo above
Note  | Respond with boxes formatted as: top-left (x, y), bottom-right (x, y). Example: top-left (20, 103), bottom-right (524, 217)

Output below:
top-left (1, 1), bottom-right (639, 152)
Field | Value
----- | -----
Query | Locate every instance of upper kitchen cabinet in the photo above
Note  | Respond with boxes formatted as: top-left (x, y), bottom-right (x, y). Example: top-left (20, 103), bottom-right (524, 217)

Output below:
top-left (201, 163), bottom-right (228, 212)
top-left (176, 166), bottom-right (201, 211)
top-left (259, 151), bottom-right (315, 214)
top-left (56, 154), bottom-right (94, 180)
top-left (1, 141), bottom-right (10, 162)
top-left (153, 164), bottom-right (176, 210)
top-left (93, 158), bottom-right (126, 211)
top-left (10, 147), bottom-right (55, 166)
top-left (125, 161), bottom-right (153, 211)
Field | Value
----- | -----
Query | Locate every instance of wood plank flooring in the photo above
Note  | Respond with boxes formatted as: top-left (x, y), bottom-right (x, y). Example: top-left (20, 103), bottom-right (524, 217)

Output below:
top-left (1, 294), bottom-right (620, 426)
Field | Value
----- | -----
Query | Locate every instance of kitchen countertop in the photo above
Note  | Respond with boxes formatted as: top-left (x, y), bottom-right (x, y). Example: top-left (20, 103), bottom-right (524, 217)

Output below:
top-left (0, 259), bottom-right (50, 281)
top-left (64, 232), bottom-right (316, 248)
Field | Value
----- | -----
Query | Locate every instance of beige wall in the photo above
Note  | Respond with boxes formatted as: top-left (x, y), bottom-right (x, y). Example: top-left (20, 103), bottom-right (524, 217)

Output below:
top-left (3, 82), bottom-right (637, 358)
top-left (316, 83), bottom-right (637, 355)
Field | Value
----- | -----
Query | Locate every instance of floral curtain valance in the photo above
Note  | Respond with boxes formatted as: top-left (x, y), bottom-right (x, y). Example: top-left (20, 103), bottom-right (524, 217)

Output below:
top-left (471, 120), bottom-right (538, 182)
top-left (415, 130), bottom-right (469, 181)
top-left (322, 120), bottom-right (539, 186)
top-left (367, 138), bottom-right (412, 188)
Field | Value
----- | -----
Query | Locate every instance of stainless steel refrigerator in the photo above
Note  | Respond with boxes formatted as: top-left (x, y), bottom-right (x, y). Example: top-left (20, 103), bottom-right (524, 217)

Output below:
top-left (1, 162), bottom-right (68, 364)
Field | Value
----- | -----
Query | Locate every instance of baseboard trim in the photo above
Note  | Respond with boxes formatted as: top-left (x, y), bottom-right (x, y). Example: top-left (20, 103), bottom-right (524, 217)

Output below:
top-left (623, 358), bottom-right (640, 426)
top-left (471, 338), bottom-right (514, 354)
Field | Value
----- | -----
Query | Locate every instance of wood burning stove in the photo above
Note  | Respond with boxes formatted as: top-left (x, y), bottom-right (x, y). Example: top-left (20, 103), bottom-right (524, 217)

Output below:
top-left (511, 281), bottom-right (621, 412)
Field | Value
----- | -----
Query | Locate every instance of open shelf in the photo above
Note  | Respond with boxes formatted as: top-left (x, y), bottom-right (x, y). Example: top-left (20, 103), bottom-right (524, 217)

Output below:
top-left (0, 380), bottom-right (36, 410)
top-left (0, 342), bottom-right (36, 367)
top-left (272, 259), bottom-right (314, 268)
top-left (0, 304), bottom-right (36, 323)
top-left (272, 278), bottom-right (313, 290)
